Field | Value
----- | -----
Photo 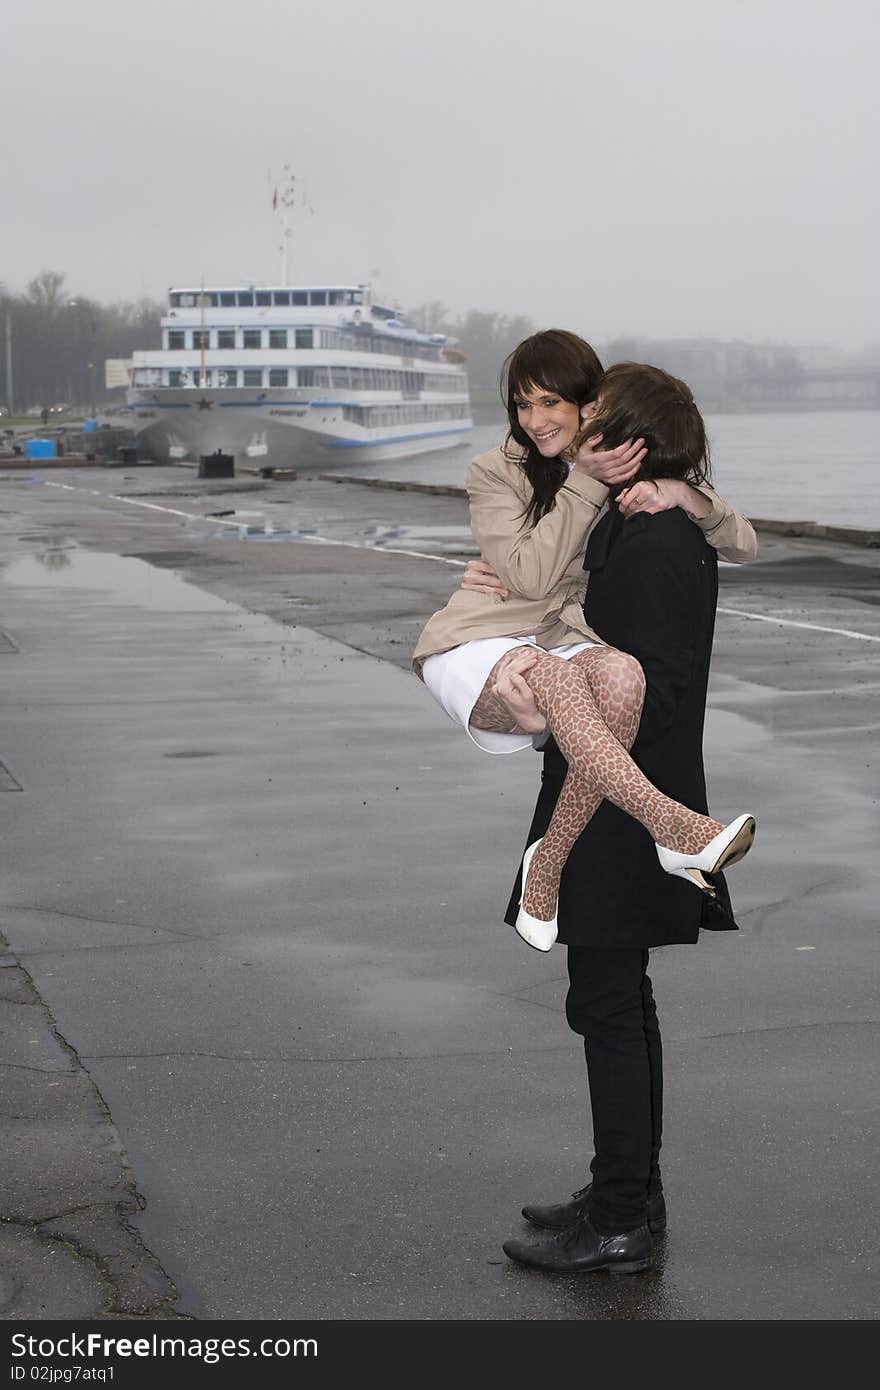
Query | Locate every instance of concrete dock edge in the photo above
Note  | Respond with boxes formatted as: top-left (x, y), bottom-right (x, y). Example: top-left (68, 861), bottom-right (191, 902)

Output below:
top-left (319, 474), bottom-right (880, 547)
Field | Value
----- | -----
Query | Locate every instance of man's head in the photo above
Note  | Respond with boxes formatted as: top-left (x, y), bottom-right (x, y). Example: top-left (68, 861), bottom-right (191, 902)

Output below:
top-left (589, 363), bottom-right (711, 486)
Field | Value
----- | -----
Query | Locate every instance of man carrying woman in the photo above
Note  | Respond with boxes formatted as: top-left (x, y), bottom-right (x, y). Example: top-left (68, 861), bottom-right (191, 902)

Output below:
top-left (413, 332), bottom-right (757, 1272)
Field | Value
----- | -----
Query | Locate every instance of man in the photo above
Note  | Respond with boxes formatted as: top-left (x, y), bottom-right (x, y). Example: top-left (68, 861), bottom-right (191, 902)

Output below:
top-left (464, 364), bottom-right (756, 1273)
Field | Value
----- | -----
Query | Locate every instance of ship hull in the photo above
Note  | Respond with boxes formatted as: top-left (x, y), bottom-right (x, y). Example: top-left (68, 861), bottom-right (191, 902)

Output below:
top-left (124, 389), bottom-right (472, 467)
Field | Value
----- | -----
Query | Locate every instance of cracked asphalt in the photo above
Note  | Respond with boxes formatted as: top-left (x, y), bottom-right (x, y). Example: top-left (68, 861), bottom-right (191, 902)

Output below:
top-left (0, 462), bottom-right (878, 1321)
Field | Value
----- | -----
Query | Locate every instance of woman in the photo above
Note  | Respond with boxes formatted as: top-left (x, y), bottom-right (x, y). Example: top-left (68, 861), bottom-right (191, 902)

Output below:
top-left (412, 331), bottom-right (756, 951)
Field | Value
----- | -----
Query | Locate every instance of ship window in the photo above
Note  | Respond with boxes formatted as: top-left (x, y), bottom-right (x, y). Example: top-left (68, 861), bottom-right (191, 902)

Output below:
top-left (330, 367), bottom-right (351, 387)
top-left (309, 290), bottom-right (327, 305)
top-left (301, 367), bottom-right (330, 387)
top-left (328, 291), bottom-right (347, 305)
top-left (269, 368), bottom-right (288, 387)
top-left (339, 402), bottom-right (468, 428)
top-left (168, 370), bottom-right (182, 386)
top-left (295, 329), bottom-right (313, 350)
top-left (217, 329), bottom-right (235, 349)
top-left (192, 331), bottom-right (209, 349)
top-left (217, 369), bottom-right (237, 387)
top-left (167, 331), bottom-right (185, 349)
top-left (243, 369), bottom-right (263, 387)
top-left (220, 292), bottom-right (237, 307)
top-left (179, 294), bottom-right (196, 308)
top-left (238, 292), bottom-right (254, 307)
top-left (273, 291), bottom-right (291, 306)
top-left (255, 291), bottom-right (272, 306)
top-left (292, 291), bottom-right (308, 305)
top-left (269, 329), bottom-right (288, 349)
top-left (169, 294), bottom-right (181, 308)
top-left (243, 329), bottom-right (262, 349)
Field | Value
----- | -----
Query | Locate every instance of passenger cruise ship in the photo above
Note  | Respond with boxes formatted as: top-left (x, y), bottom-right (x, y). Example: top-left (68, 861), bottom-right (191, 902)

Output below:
top-left (124, 283), bottom-right (473, 467)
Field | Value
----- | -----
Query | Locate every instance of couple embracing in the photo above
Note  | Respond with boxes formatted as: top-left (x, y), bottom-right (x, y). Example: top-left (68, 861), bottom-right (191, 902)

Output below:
top-left (413, 329), bottom-right (757, 1275)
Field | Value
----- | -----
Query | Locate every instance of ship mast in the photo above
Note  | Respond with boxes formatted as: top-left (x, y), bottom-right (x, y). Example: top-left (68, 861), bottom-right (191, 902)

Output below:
top-left (199, 276), bottom-right (207, 385)
top-left (276, 166), bottom-right (297, 286)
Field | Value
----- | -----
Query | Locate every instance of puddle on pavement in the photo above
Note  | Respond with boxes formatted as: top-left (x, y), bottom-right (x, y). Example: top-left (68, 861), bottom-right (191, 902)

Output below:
top-left (0, 544), bottom-right (333, 688)
top-left (155, 504), bottom-right (473, 554)
top-left (358, 522), bottom-right (473, 554)
top-left (219, 529), bottom-right (319, 543)
top-left (1, 547), bottom-right (231, 613)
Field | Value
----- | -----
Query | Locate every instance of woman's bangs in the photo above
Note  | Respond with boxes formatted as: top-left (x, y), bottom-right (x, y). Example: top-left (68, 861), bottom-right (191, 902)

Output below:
top-left (507, 348), bottom-right (578, 404)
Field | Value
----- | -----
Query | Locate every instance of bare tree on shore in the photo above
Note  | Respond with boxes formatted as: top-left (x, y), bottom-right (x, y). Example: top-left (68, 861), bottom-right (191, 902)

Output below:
top-left (0, 271), bottom-right (162, 414)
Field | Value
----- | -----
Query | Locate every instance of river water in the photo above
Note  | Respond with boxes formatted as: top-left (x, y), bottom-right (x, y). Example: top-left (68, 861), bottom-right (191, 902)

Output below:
top-left (335, 408), bottom-right (880, 530)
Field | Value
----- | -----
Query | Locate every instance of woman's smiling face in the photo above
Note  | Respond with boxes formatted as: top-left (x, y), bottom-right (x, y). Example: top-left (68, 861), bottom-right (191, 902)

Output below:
top-left (513, 381), bottom-right (583, 458)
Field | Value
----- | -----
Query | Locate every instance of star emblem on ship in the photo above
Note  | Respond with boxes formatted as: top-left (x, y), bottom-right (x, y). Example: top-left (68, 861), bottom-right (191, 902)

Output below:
top-left (197, 396), bottom-right (214, 411)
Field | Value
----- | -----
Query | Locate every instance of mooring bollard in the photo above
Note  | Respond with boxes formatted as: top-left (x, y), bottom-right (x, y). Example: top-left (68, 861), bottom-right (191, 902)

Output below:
top-left (198, 451), bottom-right (235, 479)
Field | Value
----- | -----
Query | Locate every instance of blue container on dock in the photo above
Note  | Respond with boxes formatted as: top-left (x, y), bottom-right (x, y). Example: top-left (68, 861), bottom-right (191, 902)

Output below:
top-left (24, 438), bottom-right (56, 460)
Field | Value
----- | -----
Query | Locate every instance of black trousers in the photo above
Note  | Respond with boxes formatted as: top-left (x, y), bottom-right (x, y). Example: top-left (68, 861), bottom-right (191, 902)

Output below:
top-left (565, 946), bottom-right (663, 1234)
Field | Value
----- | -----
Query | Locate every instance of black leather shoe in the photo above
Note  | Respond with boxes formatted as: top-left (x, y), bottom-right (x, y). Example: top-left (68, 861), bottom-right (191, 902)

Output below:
top-left (503, 1216), bottom-right (652, 1275)
top-left (522, 1182), bottom-right (666, 1234)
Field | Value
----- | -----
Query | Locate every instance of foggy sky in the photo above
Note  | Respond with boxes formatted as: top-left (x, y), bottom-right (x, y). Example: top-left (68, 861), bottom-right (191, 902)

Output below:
top-left (4, 0), bottom-right (877, 348)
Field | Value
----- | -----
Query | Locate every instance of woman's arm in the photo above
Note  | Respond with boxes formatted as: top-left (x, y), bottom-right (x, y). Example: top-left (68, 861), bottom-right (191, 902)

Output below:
top-left (466, 458), bottom-right (606, 601)
top-left (467, 438), bottom-right (644, 601)
top-left (461, 477), bottom-right (756, 597)
top-left (617, 479), bottom-right (757, 563)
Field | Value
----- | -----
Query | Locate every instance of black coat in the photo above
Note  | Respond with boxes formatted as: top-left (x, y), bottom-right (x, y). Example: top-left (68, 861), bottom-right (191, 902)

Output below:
top-left (504, 505), bottom-right (738, 947)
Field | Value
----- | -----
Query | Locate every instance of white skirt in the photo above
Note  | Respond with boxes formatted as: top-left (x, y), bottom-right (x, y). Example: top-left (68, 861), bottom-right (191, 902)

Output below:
top-left (422, 634), bottom-right (602, 754)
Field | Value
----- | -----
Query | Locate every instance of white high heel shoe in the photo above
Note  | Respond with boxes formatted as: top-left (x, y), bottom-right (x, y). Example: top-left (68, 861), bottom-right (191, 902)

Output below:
top-left (655, 813), bottom-right (756, 893)
top-left (515, 839), bottom-right (558, 952)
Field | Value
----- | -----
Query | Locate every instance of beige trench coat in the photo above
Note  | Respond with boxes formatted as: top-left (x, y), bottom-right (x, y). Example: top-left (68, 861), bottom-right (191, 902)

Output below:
top-left (412, 441), bottom-right (756, 676)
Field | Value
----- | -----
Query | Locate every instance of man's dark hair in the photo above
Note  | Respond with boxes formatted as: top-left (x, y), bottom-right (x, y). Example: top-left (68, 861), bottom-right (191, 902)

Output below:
top-left (587, 362), bottom-right (711, 487)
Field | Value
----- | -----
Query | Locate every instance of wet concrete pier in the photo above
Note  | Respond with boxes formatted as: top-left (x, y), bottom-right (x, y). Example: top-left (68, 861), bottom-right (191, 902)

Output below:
top-left (0, 464), bottom-right (877, 1321)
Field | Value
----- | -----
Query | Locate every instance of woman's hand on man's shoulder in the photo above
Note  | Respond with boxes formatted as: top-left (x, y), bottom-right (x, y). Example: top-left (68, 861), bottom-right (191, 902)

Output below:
top-left (617, 478), bottom-right (712, 520)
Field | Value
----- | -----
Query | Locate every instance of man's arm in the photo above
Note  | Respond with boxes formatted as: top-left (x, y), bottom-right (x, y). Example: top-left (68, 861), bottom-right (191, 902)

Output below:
top-left (489, 521), bottom-right (705, 748)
